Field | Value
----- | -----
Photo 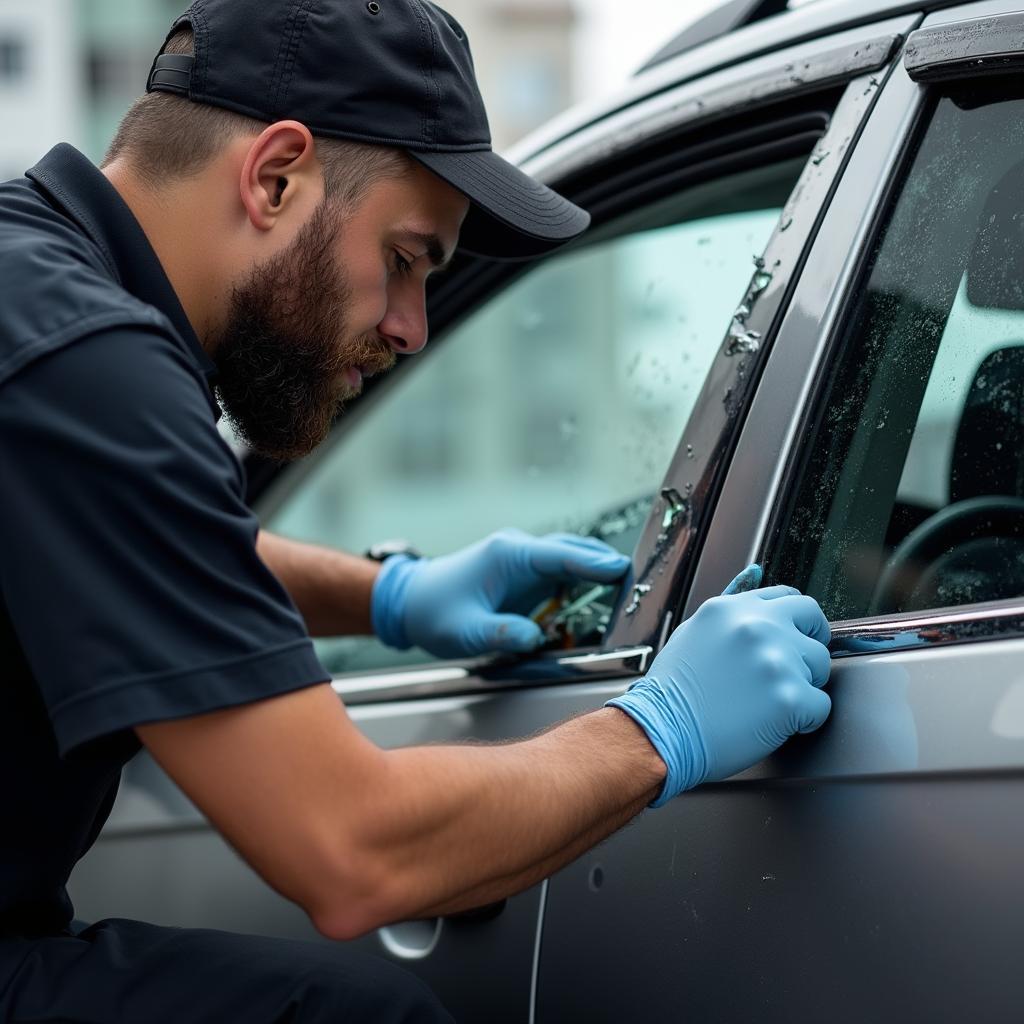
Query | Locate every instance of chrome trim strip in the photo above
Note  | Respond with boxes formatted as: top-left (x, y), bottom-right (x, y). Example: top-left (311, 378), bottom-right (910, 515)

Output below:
top-left (829, 600), bottom-right (1024, 658)
top-left (331, 647), bottom-right (653, 706)
top-left (331, 666), bottom-right (470, 697)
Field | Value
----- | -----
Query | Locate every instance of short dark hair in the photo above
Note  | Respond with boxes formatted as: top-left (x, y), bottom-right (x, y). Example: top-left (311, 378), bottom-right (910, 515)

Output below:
top-left (104, 27), bottom-right (412, 206)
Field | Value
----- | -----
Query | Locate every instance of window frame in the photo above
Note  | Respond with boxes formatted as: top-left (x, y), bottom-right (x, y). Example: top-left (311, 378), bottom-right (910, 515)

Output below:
top-left (691, 2), bottom-right (1024, 660)
top-left (249, 19), bottom-right (909, 701)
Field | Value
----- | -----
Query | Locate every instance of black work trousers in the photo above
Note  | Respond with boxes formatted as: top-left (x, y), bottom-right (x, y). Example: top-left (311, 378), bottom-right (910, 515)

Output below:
top-left (0, 918), bottom-right (455, 1023)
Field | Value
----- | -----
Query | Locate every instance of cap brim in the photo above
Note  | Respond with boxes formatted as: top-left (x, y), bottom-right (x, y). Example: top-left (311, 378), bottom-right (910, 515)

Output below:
top-left (409, 148), bottom-right (590, 262)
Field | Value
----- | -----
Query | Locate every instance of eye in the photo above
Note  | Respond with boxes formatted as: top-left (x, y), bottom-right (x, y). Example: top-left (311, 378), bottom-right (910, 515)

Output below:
top-left (391, 249), bottom-right (414, 277)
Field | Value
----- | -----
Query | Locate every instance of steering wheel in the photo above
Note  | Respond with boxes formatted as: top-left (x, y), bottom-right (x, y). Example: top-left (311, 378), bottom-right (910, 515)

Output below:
top-left (870, 496), bottom-right (1024, 614)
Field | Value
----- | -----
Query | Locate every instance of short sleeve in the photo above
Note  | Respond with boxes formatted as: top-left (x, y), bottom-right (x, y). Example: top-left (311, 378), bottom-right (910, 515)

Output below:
top-left (0, 327), bottom-right (329, 755)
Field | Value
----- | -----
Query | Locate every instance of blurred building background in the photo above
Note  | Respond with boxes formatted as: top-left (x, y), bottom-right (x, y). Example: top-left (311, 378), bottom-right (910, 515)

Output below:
top-left (0, 0), bottom-right (721, 179)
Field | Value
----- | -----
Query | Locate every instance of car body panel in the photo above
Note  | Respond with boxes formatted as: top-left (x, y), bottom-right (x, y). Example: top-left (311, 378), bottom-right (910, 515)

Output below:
top-left (70, 682), bottom-right (629, 1023)
top-left (536, 638), bottom-right (1024, 1023)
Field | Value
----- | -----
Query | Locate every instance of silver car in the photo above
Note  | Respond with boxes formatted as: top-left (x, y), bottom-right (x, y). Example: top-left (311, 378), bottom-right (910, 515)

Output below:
top-left (72, 0), bottom-right (1024, 1019)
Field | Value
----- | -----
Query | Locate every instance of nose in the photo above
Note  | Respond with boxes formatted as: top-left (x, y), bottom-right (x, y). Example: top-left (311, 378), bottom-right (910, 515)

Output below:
top-left (379, 287), bottom-right (429, 356)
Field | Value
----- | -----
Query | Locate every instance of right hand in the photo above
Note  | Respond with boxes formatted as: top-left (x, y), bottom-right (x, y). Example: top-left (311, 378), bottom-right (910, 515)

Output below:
top-left (606, 572), bottom-right (832, 806)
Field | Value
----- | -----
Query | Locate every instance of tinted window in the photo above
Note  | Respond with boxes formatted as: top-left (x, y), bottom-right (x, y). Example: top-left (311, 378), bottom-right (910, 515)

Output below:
top-left (267, 163), bottom-right (801, 672)
top-left (769, 89), bottom-right (1024, 621)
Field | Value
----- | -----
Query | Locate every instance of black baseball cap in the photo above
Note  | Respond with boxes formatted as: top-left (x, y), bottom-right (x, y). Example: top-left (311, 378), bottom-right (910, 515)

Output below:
top-left (147, 0), bottom-right (590, 261)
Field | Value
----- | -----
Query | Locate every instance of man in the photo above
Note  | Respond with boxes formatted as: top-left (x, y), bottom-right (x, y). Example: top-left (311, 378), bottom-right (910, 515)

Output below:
top-left (0, 1), bottom-right (832, 1020)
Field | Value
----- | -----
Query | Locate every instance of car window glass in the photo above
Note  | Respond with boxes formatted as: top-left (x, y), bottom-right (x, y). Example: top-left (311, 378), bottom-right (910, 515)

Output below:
top-left (267, 163), bottom-right (801, 673)
top-left (768, 88), bottom-right (1024, 621)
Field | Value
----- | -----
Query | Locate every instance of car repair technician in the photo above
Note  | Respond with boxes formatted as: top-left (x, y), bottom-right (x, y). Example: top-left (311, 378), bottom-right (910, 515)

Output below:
top-left (0, 1), bottom-right (834, 1020)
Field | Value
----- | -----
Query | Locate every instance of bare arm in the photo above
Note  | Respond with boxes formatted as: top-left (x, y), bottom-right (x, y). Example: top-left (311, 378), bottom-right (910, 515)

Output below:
top-left (136, 684), bottom-right (664, 940)
top-left (256, 530), bottom-right (379, 637)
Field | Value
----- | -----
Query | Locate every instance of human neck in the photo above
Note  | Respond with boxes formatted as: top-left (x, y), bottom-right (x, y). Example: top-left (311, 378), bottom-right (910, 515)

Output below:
top-left (102, 159), bottom-right (228, 351)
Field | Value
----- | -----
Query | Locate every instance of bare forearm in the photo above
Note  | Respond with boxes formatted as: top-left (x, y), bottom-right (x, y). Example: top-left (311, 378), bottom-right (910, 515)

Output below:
top-left (257, 530), bottom-right (379, 636)
top-left (357, 707), bottom-right (664, 926)
top-left (416, 781), bottom-right (650, 919)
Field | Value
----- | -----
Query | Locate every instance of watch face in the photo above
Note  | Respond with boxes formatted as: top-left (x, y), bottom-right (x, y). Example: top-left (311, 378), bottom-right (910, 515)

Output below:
top-left (366, 540), bottom-right (422, 562)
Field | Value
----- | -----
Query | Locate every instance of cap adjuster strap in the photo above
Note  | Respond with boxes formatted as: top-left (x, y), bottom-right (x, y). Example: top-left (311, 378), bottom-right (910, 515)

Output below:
top-left (148, 54), bottom-right (194, 95)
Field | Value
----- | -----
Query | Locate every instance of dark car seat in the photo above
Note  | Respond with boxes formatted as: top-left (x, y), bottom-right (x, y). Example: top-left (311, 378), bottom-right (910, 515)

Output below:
top-left (872, 345), bottom-right (1024, 613)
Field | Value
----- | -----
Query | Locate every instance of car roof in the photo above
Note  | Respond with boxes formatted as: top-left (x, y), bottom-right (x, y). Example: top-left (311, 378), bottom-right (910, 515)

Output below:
top-left (506, 0), bottom-right (980, 169)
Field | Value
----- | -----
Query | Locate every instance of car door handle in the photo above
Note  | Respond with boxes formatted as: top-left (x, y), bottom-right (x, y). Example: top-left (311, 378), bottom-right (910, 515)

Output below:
top-left (378, 918), bottom-right (443, 960)
top-left (378, 900), bottom-right (507, 960)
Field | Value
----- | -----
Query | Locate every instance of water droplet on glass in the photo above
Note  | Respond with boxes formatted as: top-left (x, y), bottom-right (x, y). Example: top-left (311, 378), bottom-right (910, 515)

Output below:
top-left (520, 309), bottom-right (544, 332)
top-left (726, 315), bottom-right (762, 356)
top-left (624, 583), bottom-right (653, 616)
top-left (660, 486), bottom-right (689, 530)
top-left (559, 415), bottom-right (579, 442)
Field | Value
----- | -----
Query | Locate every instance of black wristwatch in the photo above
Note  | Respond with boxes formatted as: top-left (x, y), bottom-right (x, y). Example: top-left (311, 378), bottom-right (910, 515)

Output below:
top-left (364, 539), bottom-right (423, 563)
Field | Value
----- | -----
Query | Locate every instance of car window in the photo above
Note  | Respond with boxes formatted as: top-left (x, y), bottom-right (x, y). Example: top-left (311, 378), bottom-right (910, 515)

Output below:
top-left (267, 162), bottom-right (802, 673)
top-left (768, 87), bottom-right (1024, 621)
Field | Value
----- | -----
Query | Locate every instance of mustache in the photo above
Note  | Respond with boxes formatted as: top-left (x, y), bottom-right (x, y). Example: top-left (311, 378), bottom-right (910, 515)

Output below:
top-left (347, 332), bottom-right (398, 378)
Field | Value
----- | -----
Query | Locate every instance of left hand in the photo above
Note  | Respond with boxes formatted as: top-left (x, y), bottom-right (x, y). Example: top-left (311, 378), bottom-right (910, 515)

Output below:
top-left (371, 528), bottom-right (631, 658)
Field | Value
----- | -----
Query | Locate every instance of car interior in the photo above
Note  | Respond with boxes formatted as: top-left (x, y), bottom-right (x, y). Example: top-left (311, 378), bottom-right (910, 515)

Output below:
top-left (768, 93), bottom-right (1024, 622)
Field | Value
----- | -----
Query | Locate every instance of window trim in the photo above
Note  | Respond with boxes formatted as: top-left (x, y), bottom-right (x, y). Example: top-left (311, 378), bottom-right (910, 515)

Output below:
top-left (330, 645), bottom-right (652, 706)
top-left (685, 25), bottom-right (927, 625)
top-left (605, 54), bottom-right (912, 651)
top-left (904, 9), bottom-right (1024, 84)
top-left (830, 600), bottom-right (1024, 658)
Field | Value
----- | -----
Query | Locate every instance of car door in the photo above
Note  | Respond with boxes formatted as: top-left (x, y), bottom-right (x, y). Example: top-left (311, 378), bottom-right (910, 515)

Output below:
top-left (68, 14), bottom-right (910, 1024)
top-left (537, 4), bottom-right (1024, 1022)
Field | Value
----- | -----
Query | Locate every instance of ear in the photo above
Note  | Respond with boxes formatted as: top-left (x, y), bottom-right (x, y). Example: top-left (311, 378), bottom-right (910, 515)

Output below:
top-left (239, 121), bottom-right (320, 231)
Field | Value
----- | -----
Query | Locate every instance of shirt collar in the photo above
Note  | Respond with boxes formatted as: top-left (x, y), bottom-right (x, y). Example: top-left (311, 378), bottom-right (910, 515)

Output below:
top-left (25, 144), bottom-right (219, 388)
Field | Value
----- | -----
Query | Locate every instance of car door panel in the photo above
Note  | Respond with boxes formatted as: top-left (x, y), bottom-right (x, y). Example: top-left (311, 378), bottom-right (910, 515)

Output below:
top-left (536, 5), bottom-right (1024, 1021)
top-left (537, 639), bottom-right (1024, 1023)
top-left (69, 678), bottom-right (631, 1023)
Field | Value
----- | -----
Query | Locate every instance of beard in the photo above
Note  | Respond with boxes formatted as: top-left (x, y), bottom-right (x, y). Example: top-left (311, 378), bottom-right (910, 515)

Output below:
top-left (214, 199), bottom-right (396, 462)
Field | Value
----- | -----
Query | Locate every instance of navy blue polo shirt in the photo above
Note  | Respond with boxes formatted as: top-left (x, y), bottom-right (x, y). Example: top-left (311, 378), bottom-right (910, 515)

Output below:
top-left (0, 145), bottom-right (330, 936)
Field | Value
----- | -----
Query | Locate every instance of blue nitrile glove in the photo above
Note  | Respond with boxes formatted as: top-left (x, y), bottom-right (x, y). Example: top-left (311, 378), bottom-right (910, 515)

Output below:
top-left (607, 566), bottom-right (831, 806)
top-left (722, 563), bottom-right (764, 595)
top-left (371, 528), bottom-right (631, 658)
